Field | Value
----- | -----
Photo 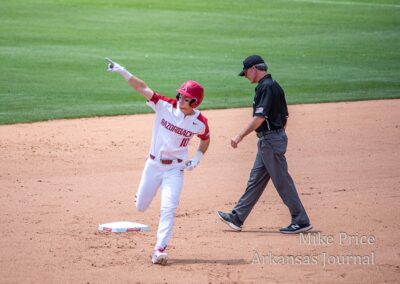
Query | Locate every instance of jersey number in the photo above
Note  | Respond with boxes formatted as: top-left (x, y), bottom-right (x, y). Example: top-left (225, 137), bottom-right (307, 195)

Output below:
top-left (180, 138), bottom-right (190, 147)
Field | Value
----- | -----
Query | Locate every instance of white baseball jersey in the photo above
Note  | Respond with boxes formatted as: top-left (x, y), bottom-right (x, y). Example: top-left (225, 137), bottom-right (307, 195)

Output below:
top-left (146, 92), bottom-right (210, 160)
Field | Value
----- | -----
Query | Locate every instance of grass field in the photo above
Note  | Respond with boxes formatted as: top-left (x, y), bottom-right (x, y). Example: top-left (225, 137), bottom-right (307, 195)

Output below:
top-left (0, 0), bottom-right (399, 124)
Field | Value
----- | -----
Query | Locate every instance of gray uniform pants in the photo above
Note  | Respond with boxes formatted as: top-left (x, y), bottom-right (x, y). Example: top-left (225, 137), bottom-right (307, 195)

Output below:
top-left (232, 129), bottom-right (310, 225)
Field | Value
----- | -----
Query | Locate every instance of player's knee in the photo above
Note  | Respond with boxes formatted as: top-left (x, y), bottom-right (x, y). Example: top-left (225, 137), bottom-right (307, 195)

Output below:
top-left (160, 205), bottom-right (177, 215)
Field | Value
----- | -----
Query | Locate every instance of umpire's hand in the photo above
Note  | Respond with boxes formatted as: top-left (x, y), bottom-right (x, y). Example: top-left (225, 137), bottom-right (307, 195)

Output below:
top-left (231, 134), bottom-right (243, 148)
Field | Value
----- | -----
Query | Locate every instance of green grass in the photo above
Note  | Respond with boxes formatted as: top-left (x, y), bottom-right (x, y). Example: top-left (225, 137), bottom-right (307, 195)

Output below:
top-left (0, 0), bottom-right (399, 124)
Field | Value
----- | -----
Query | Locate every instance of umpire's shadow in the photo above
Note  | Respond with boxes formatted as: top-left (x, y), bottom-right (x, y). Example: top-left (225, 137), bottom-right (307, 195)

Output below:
top-left (223, 229), bottom-right (321, 235)
top-left (168, 258), bottom-right (248, 265)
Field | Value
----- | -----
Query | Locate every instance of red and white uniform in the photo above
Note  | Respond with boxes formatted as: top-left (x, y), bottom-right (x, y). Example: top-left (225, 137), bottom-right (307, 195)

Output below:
top-left (147, 93), bottom-right (209, 160)
top-left (135, 92), bottom-right (210, 250)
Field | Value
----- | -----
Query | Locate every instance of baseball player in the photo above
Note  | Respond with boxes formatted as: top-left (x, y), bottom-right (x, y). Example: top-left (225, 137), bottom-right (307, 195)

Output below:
top-left (106, 58), bottom-right (210, 265)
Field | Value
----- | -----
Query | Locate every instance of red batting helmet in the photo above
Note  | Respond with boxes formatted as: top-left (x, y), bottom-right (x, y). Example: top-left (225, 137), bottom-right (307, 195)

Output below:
top-left (176, 80), bottom-right (204, 108)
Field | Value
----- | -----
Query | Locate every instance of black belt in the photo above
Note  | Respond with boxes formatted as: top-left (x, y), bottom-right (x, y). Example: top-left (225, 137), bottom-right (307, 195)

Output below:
top-left (149, 154), bottom-right (183, 165)
top-left (256, 128), bottom-right (283, 138)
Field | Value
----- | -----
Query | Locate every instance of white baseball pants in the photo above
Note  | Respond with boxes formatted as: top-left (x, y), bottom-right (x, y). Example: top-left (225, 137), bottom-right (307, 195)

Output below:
top-left (135, 158), bottom-right (184, 250)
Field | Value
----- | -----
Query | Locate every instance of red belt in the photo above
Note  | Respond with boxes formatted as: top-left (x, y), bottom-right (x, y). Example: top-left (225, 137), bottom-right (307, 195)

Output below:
top-left (149, 154), bottom-right (183, 165)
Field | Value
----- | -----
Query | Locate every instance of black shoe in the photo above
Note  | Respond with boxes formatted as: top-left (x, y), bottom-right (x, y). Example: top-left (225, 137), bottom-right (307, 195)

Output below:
top-left (217, 211), bottom-right (242, 231)
top-left (280, 223), bottom-right (313, 234)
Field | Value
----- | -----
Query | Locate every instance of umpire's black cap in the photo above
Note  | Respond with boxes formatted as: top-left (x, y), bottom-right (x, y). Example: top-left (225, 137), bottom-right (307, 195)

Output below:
top-left (238, 55), bottom-right (266, 76)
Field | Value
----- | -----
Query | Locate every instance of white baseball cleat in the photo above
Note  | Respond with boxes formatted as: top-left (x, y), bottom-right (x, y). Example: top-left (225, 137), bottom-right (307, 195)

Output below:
top-left (152, 249), bottom-right (168, 265)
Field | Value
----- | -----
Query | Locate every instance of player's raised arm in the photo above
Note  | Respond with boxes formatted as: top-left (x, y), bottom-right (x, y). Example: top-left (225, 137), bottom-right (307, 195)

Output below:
top-left (105, 57), bottom-right (154, 100)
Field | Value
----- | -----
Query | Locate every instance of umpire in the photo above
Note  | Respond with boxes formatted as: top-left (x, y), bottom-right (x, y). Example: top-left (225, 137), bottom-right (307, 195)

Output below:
top-left (218, 55), bottom-right (312, 234)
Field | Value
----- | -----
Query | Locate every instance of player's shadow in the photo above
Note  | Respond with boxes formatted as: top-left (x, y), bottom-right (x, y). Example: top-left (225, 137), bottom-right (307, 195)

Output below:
top-left (223, 229), bottom-right (321, 234)
top-left (168, 258), bottom-right (248, 265)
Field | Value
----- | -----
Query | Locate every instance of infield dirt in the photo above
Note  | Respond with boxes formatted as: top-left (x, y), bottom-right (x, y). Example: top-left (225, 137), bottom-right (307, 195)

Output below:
top-left (1, 100), bottom-right (399, 283)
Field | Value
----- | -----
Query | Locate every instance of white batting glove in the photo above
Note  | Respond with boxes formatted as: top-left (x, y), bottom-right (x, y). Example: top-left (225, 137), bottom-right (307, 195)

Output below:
top-left (184, 151), bottom-right (203, 171)
top-left (105, 57), bottom-right (133, 81)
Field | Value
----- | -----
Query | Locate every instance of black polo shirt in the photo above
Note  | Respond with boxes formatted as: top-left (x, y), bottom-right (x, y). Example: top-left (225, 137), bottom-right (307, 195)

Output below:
top-left (252, 74), bottom-right (289, 132)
